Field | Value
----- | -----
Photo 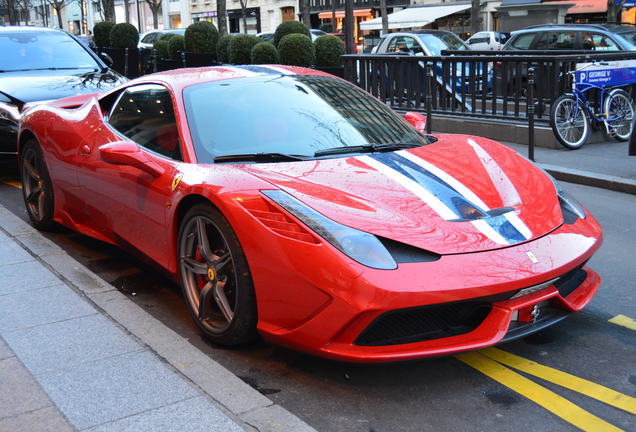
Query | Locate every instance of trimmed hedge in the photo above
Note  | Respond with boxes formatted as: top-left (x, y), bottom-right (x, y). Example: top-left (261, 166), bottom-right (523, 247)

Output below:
top-left (93, 22), bottom-right (114, 48)
top-left (274, 20), bottom-right (310, 47)
top-left (278, 34), bottom-right (314, 67)
top-left (319, 23), bottom-right (333, 33)
top-left (154, 39), bottom-right (170, 59)
top-left (184, 21), bottom-right (219, 55)
top-left (228, 34), bottom-right (259, 65)
top-left (160, 33), bottom-right (178, 41)
top-left (251, 42), bottom-right (278, 64)
top-left (167, 35), bottom-right (185, 60)
top-left (217, 35), bottom-right (234, 63)
top-left (109, 23), bottom-right (139, 49)
top-left (314, 34), bottom-right (345, 66)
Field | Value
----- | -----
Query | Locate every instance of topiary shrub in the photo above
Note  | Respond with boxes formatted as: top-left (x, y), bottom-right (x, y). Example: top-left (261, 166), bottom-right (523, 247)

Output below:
top-left (319, 22), bottom-right (333, 33)
top-left (167, 34), bottom-right (185, 60)
top-left (93, 21), bottom-right (114, 48)
top-left (274, 20), bottom-right (310, 47)
top-left (278, 34), bottom-right (315, 67)
top-left (251, 42), bottom-right (278, 64)
top-left (154, 39), bottom-right (170, 59)
top-left (160, 33), bottom-right (178, 42)
top-left (228, 34), bottom-right (260, 65)
top-left (314, 34), bottom-right (345, 66)
top-left (217, 35), bottom-right (233, 63)
top-left (184, 21), bottom-right (219, 55)
top-left (109, 23), bottom-right (139, 49)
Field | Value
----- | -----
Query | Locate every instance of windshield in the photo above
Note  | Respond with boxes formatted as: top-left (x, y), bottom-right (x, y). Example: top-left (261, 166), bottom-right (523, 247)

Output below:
top-left (183, 74), bottom-right (428, 163)
top-left (418, 33), bottom-right (468, 55)
top-left (0, 31), bottom-right (99, 72)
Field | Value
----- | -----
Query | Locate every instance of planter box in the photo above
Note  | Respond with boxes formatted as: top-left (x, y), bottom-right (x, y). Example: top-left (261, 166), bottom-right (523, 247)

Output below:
top-left (99, 47), bottom-right (141, 78)
top-left (183, 52), bottom-right (220, 68)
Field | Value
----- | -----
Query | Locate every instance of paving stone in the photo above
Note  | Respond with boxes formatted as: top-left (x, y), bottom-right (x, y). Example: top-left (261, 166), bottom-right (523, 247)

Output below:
top-left (4, 314), bottom-right (142, 375)
top-left (42, 254), bottom-right (115, 294)
top-left (0, 239), bottom-right (33, 266)
top-left (0, 260), bottom-right (63, 296)
top-left (0, 284), bottom-right (96, 332)
top-left (14, 231), bottom-right (65, 257)
top-left (37, 350), bottom-right (198, 430)
top-left (0, 206), bottom-right (33, 236)
top-left (0, 357), bottom-right (51, 419)
top-left (0, 406), bottom-right (74, 432)
top-left (86, 396), bottom-right (243, 432)
top-left (0, 230), bottom-right (10, 243)
top-left (0, 338), bottom-right (12, 360)
top-left (241, 404), bottom-right (318, 432)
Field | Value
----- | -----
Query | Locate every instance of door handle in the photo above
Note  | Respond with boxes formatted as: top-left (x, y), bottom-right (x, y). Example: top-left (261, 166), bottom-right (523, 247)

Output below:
top-left (81, 144), bottom-right (91, 155)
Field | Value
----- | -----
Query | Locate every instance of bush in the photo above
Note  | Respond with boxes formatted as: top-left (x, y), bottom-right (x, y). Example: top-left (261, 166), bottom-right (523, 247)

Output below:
top-left (274, 20), bottom-right (310, 46)
top-left (184, 21), bottom-right (219, 55)
top-left (160, 33), bottom-right (178, 42)
top-left (109, 23), bottom-right (139, 49)
top-left (93, 22), bottom-right (114, 48)
top-left (314, 34), bottom-right (345, 66)
top-left (229, 34), bottom-right (260, 65)
top-left (153, 39), bottom-right (170, 59)
top-left (278, 34), bottom-right (315, 67)
top-left (251, 42), bottom-right (278, 64)
top-left (167, 35), bottom-right (185, 60)
top-left (319, 23), bottom-right (333, 33)
top-left (217, 35), bottom-right (233, 63)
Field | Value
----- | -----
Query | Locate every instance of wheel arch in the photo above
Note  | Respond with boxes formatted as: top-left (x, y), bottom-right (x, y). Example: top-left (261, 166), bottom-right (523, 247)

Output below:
top-left (17, 129), bottom-right (38, 156)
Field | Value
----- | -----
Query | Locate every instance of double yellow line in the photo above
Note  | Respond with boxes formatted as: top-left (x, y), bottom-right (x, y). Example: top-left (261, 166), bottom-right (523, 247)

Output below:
top-left (457, 347), bottom-right (636, 432)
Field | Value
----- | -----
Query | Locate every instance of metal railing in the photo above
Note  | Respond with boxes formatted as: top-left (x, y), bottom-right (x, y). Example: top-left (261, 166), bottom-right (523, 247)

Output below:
top-left (343, 51), bottom-right (636, 124)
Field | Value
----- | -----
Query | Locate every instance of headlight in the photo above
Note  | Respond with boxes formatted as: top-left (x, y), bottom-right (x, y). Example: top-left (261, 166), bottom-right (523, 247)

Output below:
top-left (261, 190), bottom-right (397, 270)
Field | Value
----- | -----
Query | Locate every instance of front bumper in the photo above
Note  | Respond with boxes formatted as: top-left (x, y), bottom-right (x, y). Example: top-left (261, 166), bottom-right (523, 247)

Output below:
top-left (258, 217), bottom-right (602, 363)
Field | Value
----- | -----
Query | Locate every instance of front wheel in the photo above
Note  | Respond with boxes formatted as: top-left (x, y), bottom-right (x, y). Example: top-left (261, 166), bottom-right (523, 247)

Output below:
top-left (550, 94), bottom-right (590, 150)
top-left (177, 203), bottom-right (257, 346)
top-left (20, 139), bottom-right (56, 230)
top-left (603, 88), bottom-right (634, 141)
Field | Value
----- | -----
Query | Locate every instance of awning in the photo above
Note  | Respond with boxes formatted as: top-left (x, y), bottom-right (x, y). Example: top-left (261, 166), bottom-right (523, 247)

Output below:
top-left (318, 9), bottom-right (372, 19)
top-left (359, 4), bottom-right (471, 31)
top-left (548, 0), bottom-right (607, 14)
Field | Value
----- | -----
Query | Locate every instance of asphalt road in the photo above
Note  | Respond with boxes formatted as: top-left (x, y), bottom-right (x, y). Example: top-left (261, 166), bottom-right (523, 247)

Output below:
top-left (1, 161), bottom-right (634, 432)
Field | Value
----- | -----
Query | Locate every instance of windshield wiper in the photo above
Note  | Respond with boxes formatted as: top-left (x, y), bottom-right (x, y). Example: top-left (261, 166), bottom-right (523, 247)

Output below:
top-left (213, 152), bottom-right (309, 163)
top-left (314, 142), bottom-right (421, 157)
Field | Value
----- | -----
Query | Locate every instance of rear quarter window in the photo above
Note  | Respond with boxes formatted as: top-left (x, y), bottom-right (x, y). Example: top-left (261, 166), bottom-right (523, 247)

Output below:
top-left (509, 33), bottom-right (535, 49)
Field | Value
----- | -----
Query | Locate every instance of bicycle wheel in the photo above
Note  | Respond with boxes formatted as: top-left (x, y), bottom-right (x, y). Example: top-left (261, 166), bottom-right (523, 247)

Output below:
top-left (550, 94), bottom-right (590, 150)
top-left (603, 88), bottom-right (634, 141)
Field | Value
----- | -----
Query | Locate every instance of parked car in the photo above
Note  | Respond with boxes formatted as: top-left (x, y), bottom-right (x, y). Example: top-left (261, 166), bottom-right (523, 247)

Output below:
top-left (466, 31), bottom-right (509, 51)
top-left (0, 27), bottom-right (126, 156)
top-left (502, 24), bottom-right (636, 51)
top-left (138, 29), bottom-right (185, 50)
top-left (18, 65), bottom-right (602, 362)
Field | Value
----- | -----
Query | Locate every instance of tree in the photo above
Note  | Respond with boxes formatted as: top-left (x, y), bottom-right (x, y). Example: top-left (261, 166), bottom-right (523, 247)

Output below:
top-left (0, 0), bottom-right (20, 25)
top-left (100, 0), bottom-right (115, 22)
top-left (123, 0), bottom-right (129, 23)
top-left (380, 0), bottom-right (387, 35)
top-left (216, 0), bottom-right (227, 36)
top-left (145, 0), bottom-right (161, 29)
top-left (16, 0), bottom-right (31, 25)
top-left (300, 0), bottom-right (310, 27)
top-left (238, 0), bottom-right (247, 33)
top-left (46, 0), bottom-right (66, 28)
top-left (33, 0), bottom-right (49, 26)
top-left (471, 0), bottom-right (480, 35)
top-left (607, 0), bottom-right (627, 23)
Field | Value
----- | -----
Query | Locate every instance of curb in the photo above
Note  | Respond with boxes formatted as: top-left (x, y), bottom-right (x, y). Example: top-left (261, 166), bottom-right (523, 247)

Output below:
top-left (541, 164), bottom-right (636, 195)
top-left (0, 205), bottom-right (316, 432)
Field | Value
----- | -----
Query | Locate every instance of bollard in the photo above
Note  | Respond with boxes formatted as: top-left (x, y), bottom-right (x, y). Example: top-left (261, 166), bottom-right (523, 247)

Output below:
top-left (152, 51), bottom-right (158, 73)
top-left (181, 51), bottom-right (187, 68)
top-left (425, 62), bottom-right (433, 134)
top-left (124, 48), bottom-right (129, 78)
top-left (527, 67), bottom-right (536, 162)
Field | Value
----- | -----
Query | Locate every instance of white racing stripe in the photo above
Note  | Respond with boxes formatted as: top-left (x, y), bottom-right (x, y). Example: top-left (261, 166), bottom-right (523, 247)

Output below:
top-left (217, 66), bottom-right (262, 77)
top-left (261, 65), bottom-right (297, 75)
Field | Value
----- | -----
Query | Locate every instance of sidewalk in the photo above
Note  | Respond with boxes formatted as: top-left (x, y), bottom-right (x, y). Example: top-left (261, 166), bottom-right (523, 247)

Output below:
top-left (499, 139), bottom-right (636, 195)
top-left (0, 206), bottom-right (315, 432)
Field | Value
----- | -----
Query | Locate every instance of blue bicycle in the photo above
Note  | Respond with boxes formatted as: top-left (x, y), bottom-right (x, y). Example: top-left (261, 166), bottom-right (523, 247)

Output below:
top-left (550, 66), bottom-right (634, 149)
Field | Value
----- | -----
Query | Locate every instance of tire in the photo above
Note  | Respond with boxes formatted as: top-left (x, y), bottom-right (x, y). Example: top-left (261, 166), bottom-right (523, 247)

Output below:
top-left (550, 94), bottom-right (590, 150)
top-left (603, 88), bottom-right (634, 142)
top-left (20, 139), bottom-right (56, 230)
top-left (177, 202), bottom-right (257, 346)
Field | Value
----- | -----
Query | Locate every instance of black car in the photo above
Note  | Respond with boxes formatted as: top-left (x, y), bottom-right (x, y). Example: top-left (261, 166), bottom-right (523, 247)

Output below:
top-left (0, 27), bottom-right (127, 156)
top-left (503, 24), bottom-right (636, 52)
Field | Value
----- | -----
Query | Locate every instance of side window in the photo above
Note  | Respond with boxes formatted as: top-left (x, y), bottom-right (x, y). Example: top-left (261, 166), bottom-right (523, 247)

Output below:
top-left (536, 31), bottom-right (576, 49)
top-left (582, 33), bottom-right (619, 51)
top-left (510, 32), bottom-right (536, 49)
top-left (402, 36), bottom-right (423, 54)
top-left (141, 33), bottom-right (156, 44)
top-left (108, 84), bottom-right (182, 161)
top-left (387, 36), bottom-right (406, 53)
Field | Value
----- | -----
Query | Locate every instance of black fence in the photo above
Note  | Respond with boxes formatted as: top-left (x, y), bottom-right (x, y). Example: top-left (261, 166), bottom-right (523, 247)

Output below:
top-left (343, 51), bottom-right (636, 124)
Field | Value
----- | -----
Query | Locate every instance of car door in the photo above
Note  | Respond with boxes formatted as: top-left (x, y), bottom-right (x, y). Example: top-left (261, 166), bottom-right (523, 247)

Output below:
top-left (76, 83), bottom-right (182, 264)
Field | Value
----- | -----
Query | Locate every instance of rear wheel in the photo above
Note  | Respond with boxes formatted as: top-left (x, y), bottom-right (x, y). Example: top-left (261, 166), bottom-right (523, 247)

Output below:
top-left (603, 88), bottom-right (634, 141)
top-left (550, 94), bottom-right (590, 150)
top-left (20, 139), bottom-right (55, 230)
top-left (177, 203), bottom-right (257, 346)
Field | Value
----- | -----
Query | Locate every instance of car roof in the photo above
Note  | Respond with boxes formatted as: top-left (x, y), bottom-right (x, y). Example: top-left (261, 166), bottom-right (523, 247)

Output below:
top-left (516, 23), bottom-right (636, 33)
top-left (0, 26), bottom-right (66, 34)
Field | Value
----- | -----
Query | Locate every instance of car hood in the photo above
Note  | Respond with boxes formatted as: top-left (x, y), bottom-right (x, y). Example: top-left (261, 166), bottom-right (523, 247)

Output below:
top-left (0, 69), bottom-right (126, 105)
top-left (242, 135), bottom-right (564, 255)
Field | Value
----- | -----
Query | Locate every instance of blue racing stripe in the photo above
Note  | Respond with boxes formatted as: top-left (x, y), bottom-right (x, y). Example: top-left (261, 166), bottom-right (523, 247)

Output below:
top-left (486, 215), bottom-right (527, 244)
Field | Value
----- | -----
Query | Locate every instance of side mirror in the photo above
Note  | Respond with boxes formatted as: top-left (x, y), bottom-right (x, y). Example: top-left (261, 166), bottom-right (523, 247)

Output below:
top-left (99, 141), bottom-right (164, 177)
top-left (404, 111), bottom-right (427, 134)
top-left (99, 52), bottom-right (114, 67)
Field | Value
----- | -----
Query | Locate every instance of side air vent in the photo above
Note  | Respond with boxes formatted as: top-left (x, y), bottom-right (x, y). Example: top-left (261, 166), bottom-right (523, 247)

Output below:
top-left (379, 237), bottom-right (441, 264)
top-left (239, 199), bottom-right (320, 244)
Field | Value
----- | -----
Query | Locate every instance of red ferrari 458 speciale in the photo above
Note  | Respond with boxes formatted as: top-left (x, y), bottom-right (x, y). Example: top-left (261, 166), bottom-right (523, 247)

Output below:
top-left (18, 65), bottom-right (602, 362)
